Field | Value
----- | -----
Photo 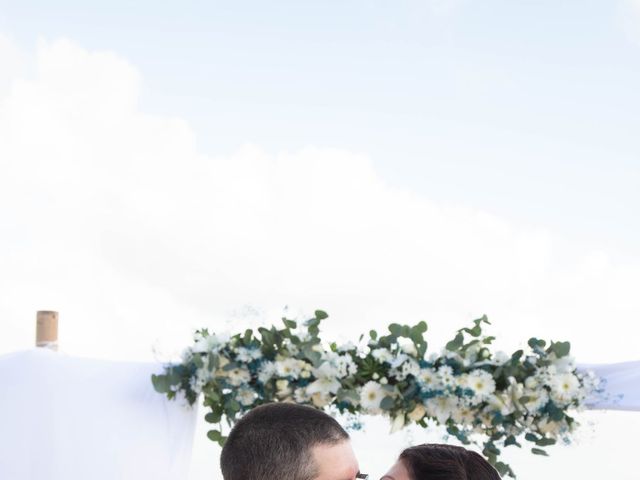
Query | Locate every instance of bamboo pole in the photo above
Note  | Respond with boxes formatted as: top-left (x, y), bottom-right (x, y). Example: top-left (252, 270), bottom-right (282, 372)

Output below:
top-left (36, 310), bottom-right (58, 351)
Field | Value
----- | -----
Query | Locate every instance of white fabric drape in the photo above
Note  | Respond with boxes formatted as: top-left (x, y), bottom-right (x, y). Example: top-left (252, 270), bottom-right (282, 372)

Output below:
top-left (579, 361), bottom-right (640, 411)
top-left (0, 349), bottom-right (197, 480)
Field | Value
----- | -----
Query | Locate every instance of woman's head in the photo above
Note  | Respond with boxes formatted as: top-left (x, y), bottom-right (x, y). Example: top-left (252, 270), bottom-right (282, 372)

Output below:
top-left (382, 444), bottom-right (501, 480)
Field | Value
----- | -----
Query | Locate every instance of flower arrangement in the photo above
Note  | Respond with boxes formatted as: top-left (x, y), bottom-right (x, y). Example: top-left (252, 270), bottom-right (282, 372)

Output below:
top-left (152, 311), bottom-right (600, 478)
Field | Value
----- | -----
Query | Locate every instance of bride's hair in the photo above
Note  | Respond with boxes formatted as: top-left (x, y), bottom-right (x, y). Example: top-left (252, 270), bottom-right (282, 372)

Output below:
top-left (399, 444), bottom-right (501, 480)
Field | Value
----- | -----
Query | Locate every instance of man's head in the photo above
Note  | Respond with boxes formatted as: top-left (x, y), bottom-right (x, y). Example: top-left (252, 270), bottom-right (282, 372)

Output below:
top-left (220, 402), bottom-right (361, 480)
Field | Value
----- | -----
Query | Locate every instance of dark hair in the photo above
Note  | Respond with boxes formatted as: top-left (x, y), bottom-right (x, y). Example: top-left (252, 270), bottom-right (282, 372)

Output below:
top-left (220, 402), bottom-right (350, 480)
top-left (398, 444), bottom-right (501, 480)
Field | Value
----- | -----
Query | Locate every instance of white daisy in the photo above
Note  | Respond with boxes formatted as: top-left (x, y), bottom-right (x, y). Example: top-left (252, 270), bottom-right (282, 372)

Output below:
top-left (467, 369), bottom-right (496, 403)
top-left (550, 372), bottom-right (580, 405)
top-left (227, 367), bottom-right (251, 386)
top-left (417, 368), bottom-right (440, 390)
top-left (371, 348), bottom-right (394, 364)
top-left (236, 387), bottom-right (257, 406)
top-left (257, 361), bottom-right (276, 383)
top-left (276, 358), bottom-right (304, 379)
top-left (425, 396), bottom-right (458, 423)
top-left (360, 381), bottom-right (386, 414)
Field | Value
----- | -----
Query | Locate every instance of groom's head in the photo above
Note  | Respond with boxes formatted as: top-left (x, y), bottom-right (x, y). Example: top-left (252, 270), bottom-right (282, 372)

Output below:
top-left (220, 402), bottom-right (360, 480)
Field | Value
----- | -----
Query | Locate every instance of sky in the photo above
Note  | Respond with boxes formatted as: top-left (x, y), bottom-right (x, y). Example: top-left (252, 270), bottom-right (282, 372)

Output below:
top-left (1, 1), bottom-right (640, 479)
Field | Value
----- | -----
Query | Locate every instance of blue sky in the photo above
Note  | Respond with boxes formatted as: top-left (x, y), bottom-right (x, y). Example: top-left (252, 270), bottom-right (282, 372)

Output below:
top-left (1, 0), bottom-right (639, 253)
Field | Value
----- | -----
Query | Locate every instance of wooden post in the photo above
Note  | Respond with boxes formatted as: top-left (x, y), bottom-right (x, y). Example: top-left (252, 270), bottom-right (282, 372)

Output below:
top-left (36, 311), bottom-right (59, 351)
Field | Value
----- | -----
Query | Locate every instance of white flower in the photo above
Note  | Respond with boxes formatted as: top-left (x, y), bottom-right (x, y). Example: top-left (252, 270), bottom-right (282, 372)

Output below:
top-left (371, 348), bottom-right (394, 364)
top-left (390, 414), bottom-right (406, 433)
top-left (311, 392), bottom-right (331, 408)
top-left (491, 351), bottom-right (510, 366)
top-left (451, 404), bottom-right (475, 425)
top-left (276, 379), bottom-right (292, 399)
top-left (314, 360), bottom-right (340, 379)
top-left (276, 358), bottom-right (305, 379)
top-left (360, 381), bottom-right (386, 414)
top-left (402, 359), bottom-right (420, 377)
top-left (320, 352), bottom-right (357, 379)
top-left (189, 368), bottom-right (211, 394)
top-left (227, 367), bottom-right (251, 386)
top-left (524, 376), bottom-right (539, 389)
top-left (438, 365), bottom-right (456, 389)
top-left (525, 355), bottom-right (538, 365)
top-left (551, 355), bottom-right (576, 374)
top-left (235, 347), bottom-right (262, 363)
top-left (521, 389), bottom-right (549, 413)
top-left (550, 372), bottom-right (580, 405)
top-left (391, 358), bottom-right (420, 381)
top-left (307, 376), bottom-right (341, 396)
top-left (399, 340), bottom-right (417, 356)
top-left (486, 393), bottom-right (515, 416)
top-left (390, 353), bottom-right (409, 369)
top-left (294, 387), bottom-right (310, 403)
top-left (536, 366), bottom-right (558, 387)
top-left (417, 368), bottom-right (440, 390)
top-left (338, 341), bottom-right (357, 352)
top-left (537, 417), bottom-right (563, 438)
top-left (257, 361), bottom-right (276, 383)
top-left (236, 387), bottom-right (257, 406)
top-left (467, 369), bottom-right (496, 403)
top-left (425, 396), bottom-right (458, 423)
top-left (336, 354), bottom-right (358, 378)
top-left (192, 332), bottom-right (230, 353)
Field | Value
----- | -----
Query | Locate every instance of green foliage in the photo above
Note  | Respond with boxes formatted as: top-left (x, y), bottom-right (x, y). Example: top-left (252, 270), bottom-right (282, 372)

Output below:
top-left (152, 310), bottom-right (595, 479)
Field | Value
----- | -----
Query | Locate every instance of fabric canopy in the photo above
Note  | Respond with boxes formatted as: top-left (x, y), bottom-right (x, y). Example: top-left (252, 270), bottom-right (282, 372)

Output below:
top-left (1, 349), bottom-right (637, 480)
top-left (0, 349), bottom-right (197, 480)
top-left (580, 361), bottom-right (640, 411)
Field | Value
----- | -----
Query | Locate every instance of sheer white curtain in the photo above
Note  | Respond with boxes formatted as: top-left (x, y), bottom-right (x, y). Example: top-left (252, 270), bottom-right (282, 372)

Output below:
top-left (580, 361), bottom-right (640, 411)
top-left (0, 349), bottom-right (197, 480)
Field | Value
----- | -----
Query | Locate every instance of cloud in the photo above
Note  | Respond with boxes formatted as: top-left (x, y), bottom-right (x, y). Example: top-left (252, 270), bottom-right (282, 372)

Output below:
top-left (1, 37), bottom-right (639, 366)
top-left (619, 0), bottom-right (640, 46)
top-left (2, 34), bottom-right (640, 480)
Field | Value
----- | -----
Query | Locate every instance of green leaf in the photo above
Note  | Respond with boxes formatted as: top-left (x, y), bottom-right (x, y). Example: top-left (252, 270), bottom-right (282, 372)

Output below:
top-left (535, 437), bottom-right (556, 447)
top-left (550, 341), bottom-right (571, 358)
top-left (151, 374), bottom-right (170, 393)
top-left (243, 329), bottom-right (253, 344)
top-left (379, 396), bottom-right (395, 411)
top-left (531, 448), bottom-right (549, 456)
top-left (388, 323), bottom-right (402, 336)
top-left (511, 350), bottom-right (524, 364)
top-left (283, 319), bottom-right (297, 329)
top-left (205, 412), bottom-right (222, 424)
top-left (225, 399), bottom-right (241, 413)
top-left (445, 333), bottom-right (464, 352)
top-left (207, 429), bottom-right (223, 442)
top-left (369, 330), bottom-right (378, 340)
top-left (528, 337), bottom-right (546, 349)
top-left (525, 433), bottom-right (539, 443)
top-left (504, 435), bottom-right (522, 448)
top-left (314, 310), bottom-right (329, 320)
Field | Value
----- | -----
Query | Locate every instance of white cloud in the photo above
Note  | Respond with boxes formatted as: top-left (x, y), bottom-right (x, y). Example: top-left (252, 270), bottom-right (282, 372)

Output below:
top-left (1, 36), bottom-right (639, 367)
top-left (2, 35), bottom-right (640, 480)
top-left (619, 0), bottom-right (640, 46)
